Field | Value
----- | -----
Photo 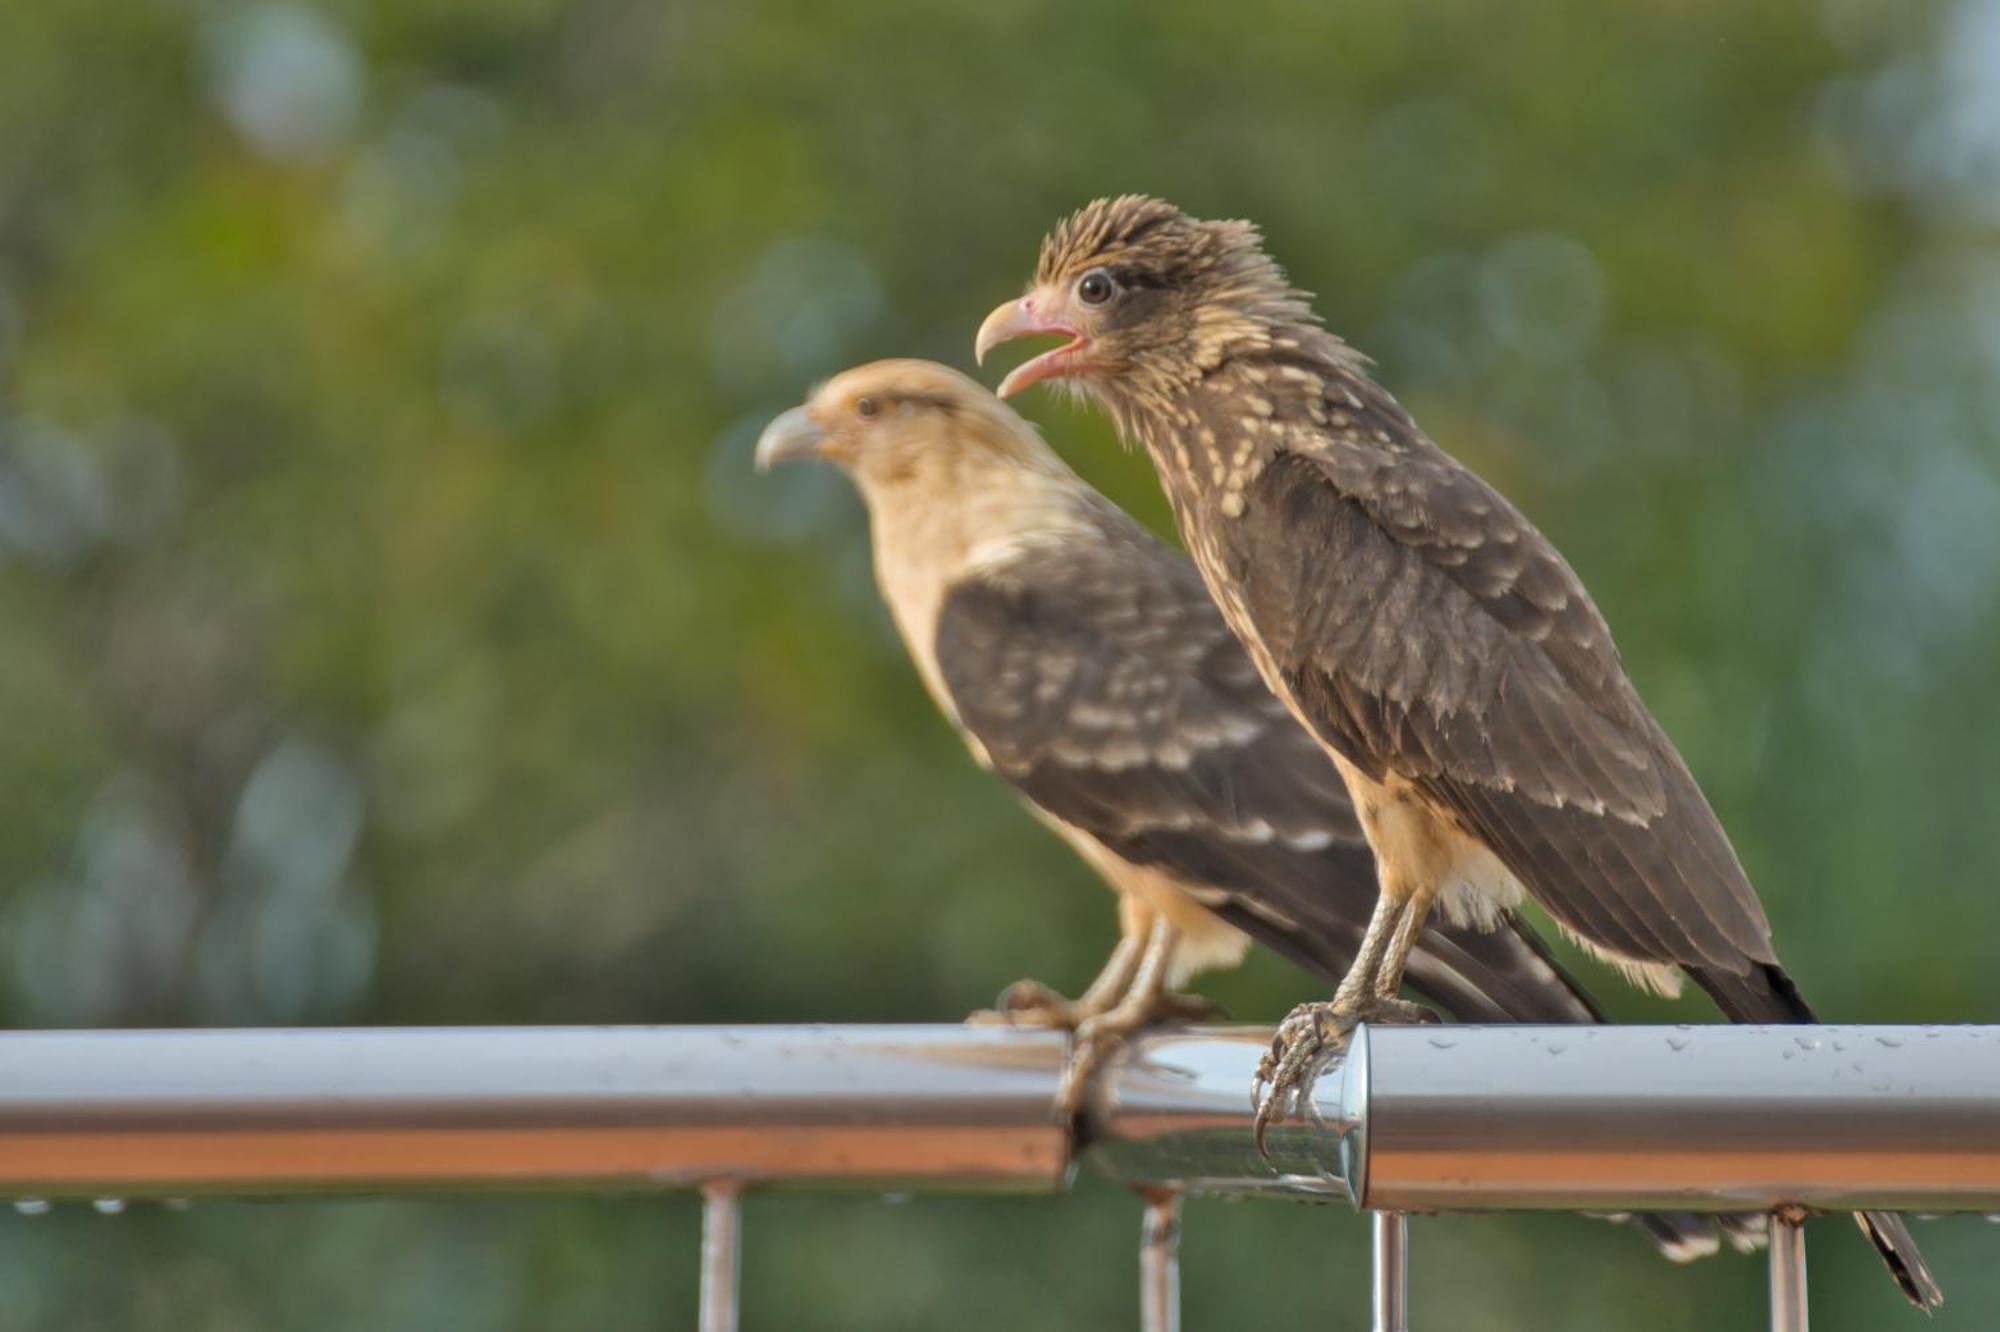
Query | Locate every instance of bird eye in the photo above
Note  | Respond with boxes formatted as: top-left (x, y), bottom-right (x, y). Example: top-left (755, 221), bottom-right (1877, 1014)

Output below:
top-left (856, 396), bottom-right (880, 419)
top-left (1076, 269), bottom-right (1115, 306)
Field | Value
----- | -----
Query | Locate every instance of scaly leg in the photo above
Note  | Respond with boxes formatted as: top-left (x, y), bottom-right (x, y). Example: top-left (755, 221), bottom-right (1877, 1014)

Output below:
top-left (1053, 917), bottom-right (1227, 1117)
top-left (1365, 891), bottom-right (1442, 1023)
top-left (1253, 891), bottom-right (1430, 1149)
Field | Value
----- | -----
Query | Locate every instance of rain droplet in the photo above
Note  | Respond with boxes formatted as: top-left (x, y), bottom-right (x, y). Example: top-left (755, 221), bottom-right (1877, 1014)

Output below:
top-left (1873, 1035), bottom-right (1903, 1049)
top-left (13, 1198), bottom-right (49, 1217)
top-left (1544, 1041), bottom-right (1567, 1055)
top-left (1793, 1036), bottom-right (1822, 1052)
top-left (1426, 1036), bottom-right (1458, 1050)
top-left (1666, 1036), bottom-right (1690, 1052)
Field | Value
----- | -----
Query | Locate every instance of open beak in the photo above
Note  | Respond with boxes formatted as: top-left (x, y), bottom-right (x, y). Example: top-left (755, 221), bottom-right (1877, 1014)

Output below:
top-left (975, 293), bottom-right (1089, 398)
top-left (754, 406), bottom-right (829, 470)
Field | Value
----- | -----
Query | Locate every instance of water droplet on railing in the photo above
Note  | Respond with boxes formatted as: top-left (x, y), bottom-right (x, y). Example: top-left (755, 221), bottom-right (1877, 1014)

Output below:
top-left (1793, 1036), bottom-right (1821, 1052)
top-left (92, 1198), bottom-right (125, 1215)
top-left (13, 1199), bottom-right (49, 1217)
top-left (1666, 1036), bottom-right (1690, 1052)
top-left (1873, 1034), bottom-right (1903, 1049)
top-left (1544, 1041), bottom-right (1566, 1055)
top-left (1426, 1036), bottom-right (1458, 1050)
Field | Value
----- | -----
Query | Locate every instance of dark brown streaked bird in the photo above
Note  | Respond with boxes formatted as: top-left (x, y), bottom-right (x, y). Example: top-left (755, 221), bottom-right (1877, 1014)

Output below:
top-left (758, 358), bottom-right (1753, 1264)
top-left (976, 199), bottom-right (1939, 1308)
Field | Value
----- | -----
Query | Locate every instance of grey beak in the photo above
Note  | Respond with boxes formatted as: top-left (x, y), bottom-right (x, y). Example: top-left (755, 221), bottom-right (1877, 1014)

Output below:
top-left (755, 406), bottom-right (830, 471)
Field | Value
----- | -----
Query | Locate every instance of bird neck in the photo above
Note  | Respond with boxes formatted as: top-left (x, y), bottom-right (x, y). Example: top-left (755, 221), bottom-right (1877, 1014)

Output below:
top-left (1098, 326), bottom-right (1383, 523)
top-left (859, 457), bottom-right (1100, 701)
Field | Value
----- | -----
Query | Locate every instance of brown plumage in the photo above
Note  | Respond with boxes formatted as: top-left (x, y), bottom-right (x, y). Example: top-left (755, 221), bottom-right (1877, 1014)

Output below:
top-left (758, 360), bottom-right (1752, 1262)
top-left (976, 199), bottom-right (1939, 1307)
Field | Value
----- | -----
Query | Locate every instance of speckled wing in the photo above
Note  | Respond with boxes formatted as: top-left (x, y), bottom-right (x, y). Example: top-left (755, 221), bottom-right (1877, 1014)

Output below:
top-left (1226, 420), bottom-right (1797, 1018)
top-left (929, 503), bottom-right (1599, 1026)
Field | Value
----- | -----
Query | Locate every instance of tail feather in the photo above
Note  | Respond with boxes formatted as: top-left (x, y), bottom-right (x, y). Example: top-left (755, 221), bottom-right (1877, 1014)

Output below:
top-left (1691, 962), bottom-right (1943, 1309)
top-left (1687, 960), bottom-right (1818, 1024)
top-left (1859, 1211), bottom-right (1945, 1310)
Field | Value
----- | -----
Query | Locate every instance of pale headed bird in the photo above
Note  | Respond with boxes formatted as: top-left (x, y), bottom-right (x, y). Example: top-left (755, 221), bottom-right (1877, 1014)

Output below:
top-left (758, 359), bottom-right (1757, 1264)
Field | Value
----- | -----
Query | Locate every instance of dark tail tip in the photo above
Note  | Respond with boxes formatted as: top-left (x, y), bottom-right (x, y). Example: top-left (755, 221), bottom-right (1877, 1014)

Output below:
top-left (1687, 962), bottom-right (1819, 1024)
top-left (1860, 1211), bottom-right (1944, 1310)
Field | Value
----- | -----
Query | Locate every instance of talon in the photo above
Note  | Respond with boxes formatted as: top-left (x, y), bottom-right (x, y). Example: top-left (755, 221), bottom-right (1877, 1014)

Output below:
top-left (1249, 1001), bottom-right (1362, 1155)
top-left (1047, 982), bottom-right (1230, 1122)
top-left (973, 977), bottom-right (1088, 1030)
top-left (997, 978), bottom-right (1066, 1013)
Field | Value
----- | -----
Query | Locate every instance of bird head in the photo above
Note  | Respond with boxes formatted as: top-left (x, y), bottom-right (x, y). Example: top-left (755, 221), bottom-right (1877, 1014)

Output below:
top-left (755, 359), bottom-right (1065, 497)
top-left (975, 196), bottom-right (1319, 403)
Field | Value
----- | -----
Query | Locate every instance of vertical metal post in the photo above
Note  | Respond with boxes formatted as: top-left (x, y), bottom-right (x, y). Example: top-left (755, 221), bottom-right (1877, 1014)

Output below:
top-left (1371, 1211), bottom-right (1409, 1332)
top-left (1139, 1191), bottom-right (1181, 1332)
top-left (700, 1182), bottom-right (742, 1332)
top-left (1768, 1211), bottom-right (1808, 1332)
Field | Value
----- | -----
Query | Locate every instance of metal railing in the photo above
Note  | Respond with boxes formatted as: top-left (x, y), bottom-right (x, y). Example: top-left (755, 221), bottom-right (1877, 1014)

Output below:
top-left (0, 1024), bottom-right (1994, 1328)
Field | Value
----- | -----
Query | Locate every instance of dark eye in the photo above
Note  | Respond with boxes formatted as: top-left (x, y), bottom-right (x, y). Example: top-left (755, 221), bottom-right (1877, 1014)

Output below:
top-left (855, 396), bottom-right (880, 419)
top-left (1076, 269), bottom-right (1115, 305)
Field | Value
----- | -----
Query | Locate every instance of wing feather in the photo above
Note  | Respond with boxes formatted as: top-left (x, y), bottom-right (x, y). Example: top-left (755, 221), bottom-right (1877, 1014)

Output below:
top-left (928, 509), bottom-right (1598, 1023)
top-left (1230, 445), bottom-right (1777, 976)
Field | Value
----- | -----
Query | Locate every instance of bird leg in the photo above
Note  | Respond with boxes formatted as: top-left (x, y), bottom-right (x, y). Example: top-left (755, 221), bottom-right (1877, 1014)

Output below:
top-left (967, 931), bottom-right (1146, 1030)
top-left (1055, 917), bottom-right (1222, 1118)
top-left (1364, 890), bottom-right (1444, 1026)
top-left (1252, 891), bottom-right (1434, 1149)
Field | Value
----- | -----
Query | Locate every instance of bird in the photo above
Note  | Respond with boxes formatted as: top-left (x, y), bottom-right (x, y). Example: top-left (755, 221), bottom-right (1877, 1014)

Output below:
top-left (758, 358), bottom-right (1759, 1265)
top-left (975, 197), bottom-right (1940, 1307)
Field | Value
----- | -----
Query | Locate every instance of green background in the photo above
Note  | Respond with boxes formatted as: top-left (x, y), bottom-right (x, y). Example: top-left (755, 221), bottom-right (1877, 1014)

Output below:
top-left (0, 0), bottom-right (1995, 1325)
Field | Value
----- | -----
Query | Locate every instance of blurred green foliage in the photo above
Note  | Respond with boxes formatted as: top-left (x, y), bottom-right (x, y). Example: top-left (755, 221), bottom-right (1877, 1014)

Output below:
top-left (0, 0), bottom-right (1996, 1325)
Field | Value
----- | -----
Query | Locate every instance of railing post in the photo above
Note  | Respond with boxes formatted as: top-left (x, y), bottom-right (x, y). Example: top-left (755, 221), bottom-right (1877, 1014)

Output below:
top-left (1372, 1211), bottom-right (1408, 1332)
top-left (1139, 1190), bottom-right (1181, 1332)
top-left (700, 1182), bottom-right (742, 1332)
top-left (1768, 1210), bottom-right (1807, 1332)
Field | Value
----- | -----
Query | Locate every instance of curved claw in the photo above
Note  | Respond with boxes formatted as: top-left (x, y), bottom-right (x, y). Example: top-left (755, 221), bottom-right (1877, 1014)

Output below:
top-left (1251, 1002), bottom-right (1365, 1158)
top-left (970, 978), bottom-right (1089, 1030)
top-left (1251, 996), bottom-right (1443, 1157)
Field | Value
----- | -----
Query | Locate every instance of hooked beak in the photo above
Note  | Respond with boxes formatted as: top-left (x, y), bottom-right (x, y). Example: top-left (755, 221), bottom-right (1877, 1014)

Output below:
top-left (975, 293), bottom-right (1090, 398)
top-left (754, 406), bottom-right (829, 470)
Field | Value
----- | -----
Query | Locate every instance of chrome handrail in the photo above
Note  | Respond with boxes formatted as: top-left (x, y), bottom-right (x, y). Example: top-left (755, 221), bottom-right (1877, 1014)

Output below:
top-left (0, 1022), bottom-right (1990, 1329)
